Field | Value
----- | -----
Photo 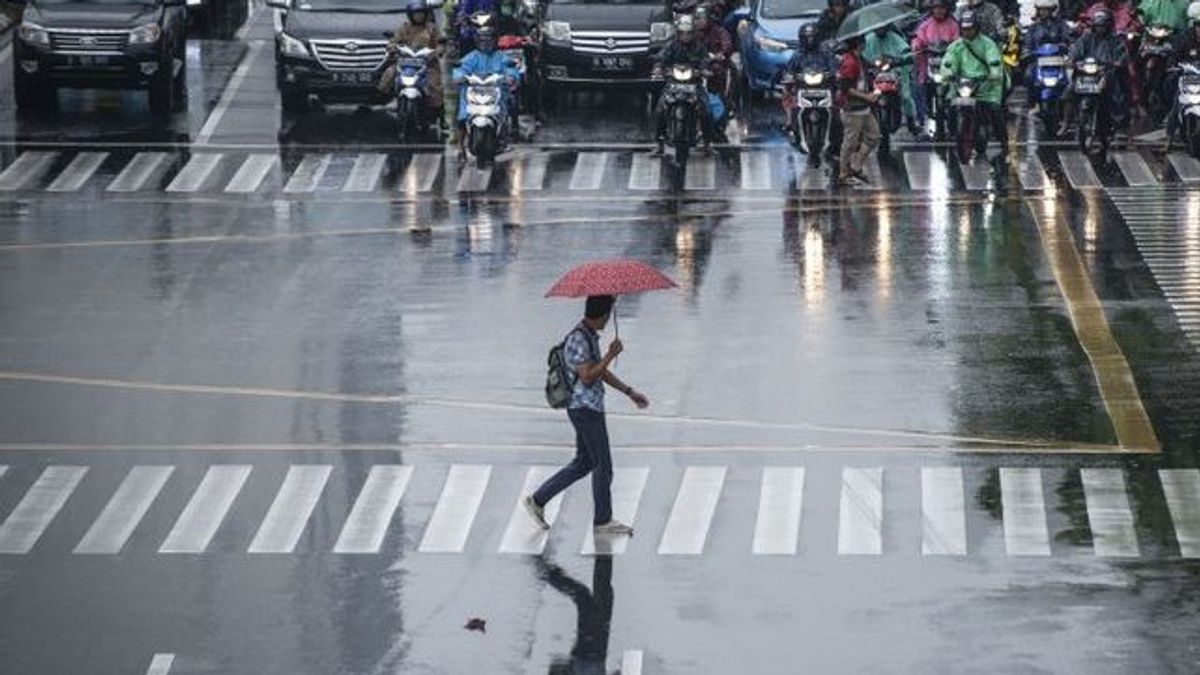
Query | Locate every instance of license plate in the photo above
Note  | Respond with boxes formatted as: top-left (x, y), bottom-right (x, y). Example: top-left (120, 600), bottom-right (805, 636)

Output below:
top-left (953, 98), bottom-right (976, 107)
top-left (1075, 81), bottom-right (1101, 94)
top-left (331, 71), bottom-right (375, 84)
top-left (591, 56), bottom-right (633, 71)
top-left (69, 55), bottom-right (112, 67)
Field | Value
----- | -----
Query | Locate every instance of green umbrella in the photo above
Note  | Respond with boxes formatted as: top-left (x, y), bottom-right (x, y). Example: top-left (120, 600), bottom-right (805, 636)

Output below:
top-left (835, 1), bottom-right (917, 42)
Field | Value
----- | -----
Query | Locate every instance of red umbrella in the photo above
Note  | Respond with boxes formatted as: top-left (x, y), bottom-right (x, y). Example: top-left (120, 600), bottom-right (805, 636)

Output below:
top-left (545, 259), bottom-right (677, 337)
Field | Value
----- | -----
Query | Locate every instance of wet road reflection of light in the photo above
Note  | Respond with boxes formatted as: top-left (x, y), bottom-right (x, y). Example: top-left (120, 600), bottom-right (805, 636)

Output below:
top-left (675, 223), bottom-right (697, 295)
top-left (803, 222), bottom-right (826, 309)
top-left (928, 186), bottom-right (953, 300)
top-left (930, 153), bottom-right (952, 206)
top-left (875, 194), bottom-right (893, 304)
top-left (957, 207), bottom-right (973, 262)
top-left (1185, 193), bottom-right (1200, 296)
top-left (1081, 190), bottom-right (1102, 264)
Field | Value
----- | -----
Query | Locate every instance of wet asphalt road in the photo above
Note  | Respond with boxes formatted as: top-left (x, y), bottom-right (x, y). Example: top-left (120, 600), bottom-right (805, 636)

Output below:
top-left (3, 3), bottom-right (1200, 674)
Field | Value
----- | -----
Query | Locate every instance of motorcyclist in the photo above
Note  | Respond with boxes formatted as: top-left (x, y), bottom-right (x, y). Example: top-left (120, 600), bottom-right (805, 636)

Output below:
top-left (912, 0), bottom-right (959, 134)
top-left (378, 2), bottom-right (444, 114)
top-left (455, 0), bottom-right (500, 53)
top-left (1078, 0), bottom-right (1143, 34)
top-left (1139, 0), bottom-right (1191, 31)
top-left (695, 4), bottom-right (736, 114)
top-left (1069, 7), bottom-right (1135, 128)
top-left (939, 10), bottom-right (1008, 151)
top-left (813, 0), bottom-right (850, 44)
top-left (1165, 2), bottom-right (1200, 143)
top-left (963, 0), bottom-right (1007, 42)
top-left (781, 22), bottom-right (840, 163)
top-left (452, 25), bottom-right (522, 153)
top-left (651, 14), bottom-right (719, 156)
top-left (864, 24), bottom-right (917, 134)
top-left (1022, 0), bottom-right (1073, 87)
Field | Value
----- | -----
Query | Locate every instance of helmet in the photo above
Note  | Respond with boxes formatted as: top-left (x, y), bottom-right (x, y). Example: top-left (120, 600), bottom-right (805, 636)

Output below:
top-left (1033, 0), bottom-right (1056, 9)
top-left (1189, 1), bottom-right (1200, 24)
top-left (476, 25), bottom-right (497, 49)
top-left (406, 1), bottom-right (431, 20)
top-left (676, 13), bottom-right (696, 34)
top-left (828, 0), bottom-right (847, 9)
top-left (1091, 7), bottom-right (1113, 28)
top-left (797, 22), bottom-right (818, 49)
top-left (959, 8), bottom-right (978, 28)
top-left (695, 4), bottom-right (712, 25)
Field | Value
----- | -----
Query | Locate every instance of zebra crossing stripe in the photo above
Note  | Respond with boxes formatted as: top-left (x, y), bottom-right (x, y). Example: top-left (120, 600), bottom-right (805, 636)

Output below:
top-left (569, 152), bottom-right (608, 190)
top-left (145, 653), bottom-right (175, 675)
top-left (399, 153), bottom-right (441, 193)
top-left (1058, 151), bottom-right (1101, 189)
top-left (628, 153), bottom-right (660, 191)
top-left (859, 155), bottom-right (883, 190)
top-left (0, 466), bottom-right (6, 480)
top-left (333, 465), bottom-right (413, 554)
top-left (166, 153), bottom-right (224, 192)
top-left (792, 153), bottom-right (829, 191)
top-left (684, 155), bottom-right (716, 190)
top-left (1159, 469), bottom-right (1200, 557)
top-left (0, 466), bottom-right (87, 554)
top-left (960, 160), bottom-right (991, 191)
top-left (1080, 469), bottom-right (1139, 557)
top-left (0, 151), bottom-right (58, 191)
top-left (107, 152), bottom-right (170, 192)
top-left (1168, 153), bottom-right (1200, 183)
top-left (921, 467), bottom-right (966, 556)
top-left (74, 466), bottom-right (173, 555)
top-left (159, 465), bottom-right (252, 554)
top-left (342, 153), bottom-right (387, 192)
top-left (904, 151), bottom-right (933, 190)
top-left (582, 467), bottom-right (649, 556)
top-left (498, 466), bottom-right (564, 554)
top-left (740, 152), bottom-right (771, 190)
top-left (1112, 151), bottom-right (1157, 187)
top-left (838, 467), bottom-right (883, 555)
top-left (1000, 468), bottom-right (1051, 556)
top-left (518, 153), bottom-right (548, 191)
top-left (621, 650), bottom-right (644, 675)
top-left (1017, 152), bottom-right (1050, 190)
top-left (284, 154), bottom-right (331, 193)
top-left (456, 165), bottom-right (493, 193)
top-left (248, 465), bottom-right (332, 554)
top-left (658, 466), bottom-right (726, 555)
top-left (224, 154), bottom-right (277, 193)
top-left (752, 467), bottom-right (804, 555)
top-left (46, 152), bottom-right (108, 192)
top-left (419, 464), bottom-right (491, 553)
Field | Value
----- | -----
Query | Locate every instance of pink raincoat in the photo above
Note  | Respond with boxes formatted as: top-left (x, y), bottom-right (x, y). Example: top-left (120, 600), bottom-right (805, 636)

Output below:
top-left (911, 16), bottom-right (960, 84)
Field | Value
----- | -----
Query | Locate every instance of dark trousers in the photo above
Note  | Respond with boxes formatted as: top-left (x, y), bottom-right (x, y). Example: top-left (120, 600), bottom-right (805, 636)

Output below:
top-left (533, 407), bottom-right (613, 525)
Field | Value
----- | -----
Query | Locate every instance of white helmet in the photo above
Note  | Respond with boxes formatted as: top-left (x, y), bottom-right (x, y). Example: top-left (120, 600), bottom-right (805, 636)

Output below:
top-left (1034, 0), bottom-right (1057, 10)
top-left (1189, 1), bottom-right (1200, 24)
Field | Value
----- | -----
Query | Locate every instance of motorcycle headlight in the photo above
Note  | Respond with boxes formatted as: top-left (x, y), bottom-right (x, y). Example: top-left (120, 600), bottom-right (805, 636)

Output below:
top-left (128, 22), bottom-right (161, 44)
top-left (1081, 63), bottom-right (1099, 74)
top-left (279, 32), bottom-right (311, 58)
top-left (932, 72), bottom-right (944, 84)
top-left (803, 72), bottom-right (823, 85)
top-left (1042, 76), bottom-right (1059, 87)
top-left (672, 65), bottom-right (694, 81)
top-left (543, 21), bottom-right (571, 42)
top-left (754, 33), bottom-right (789, 53)
top-left (1186, 84), bottom-right (1200, 95)
top-left (18, 22), bottom-right (50, 47)
top-left (400, 74), bottom-right (419, 86)
top-left (1150, 26), bottom-right (1169, 39)
top-left (650, 21), bottom-right (673, 42)
top-left (957, 85), bottom-right (973, 97)
top-left (468, 88), bottom-right (498, 105)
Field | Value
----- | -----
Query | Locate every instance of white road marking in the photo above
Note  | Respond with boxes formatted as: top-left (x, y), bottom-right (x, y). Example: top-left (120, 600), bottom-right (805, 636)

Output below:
top-left (0, 466), bottom-right (87, 554)
top-left (248, 465), bottom-right (332, 553)
top-left (333, 465), bottom-right (413, 554)
top-left (74, 466), bottom-right (173, 555)
top-left (224, 153), bottom-right (277, 193)
top-left (582, 467), bottom-right (649, 556)
top-left (519, 153), bottom-right (548, 191)
top-left (740, 151), bottom-right (771, 190)
top-left (752, 467), bottom-right (804, 555)
top-left (960, 161), bottom-right (991, 191)
top-left (455, 165), bottom-right (492, 193)
top-left (569, 152), bottom-right (608, 190)
top-left (1112, 151), bottom-right (1157, 186)
top-left (1080, 468), bottom-right (1139, 557)
top-left (684, 156), bottom-right (715, 190)
top-left (342, 153), bottom-right (387, 192)
top-left (0, 151), bottom-right (59, 191)
top-left (498, 466), bottom-right (564, 554)
top-left (1168, 152), bottom-right (1200, 183)
top-left (418, 464), bottom-right (491, 553)
top-left (658, 466), bottom-right (726, 555)
top-left (283, 154), bottom-right (332, 193)
top-left (165, 153), bottom-right (224, 192)
top-left (628, 153), bottom-right (660, 191)
top-left (1057, 151), bottom-right (1101, 189)
top-left (904, 151), bottom-right (932, 190)
top-left (107, 152), bottom-right (170, 192)
top-left (859, 155), bottom-right (883, 190)
top-left (1159, 469), bottom-right (1200, 557)
top-left (621, 650), bottom-right (643, 675)
top-left (792, 153), bottom-right (829, 191)
top-left (145, 653), bottom-right (175, 675)
top-left (921, 466), bottom-right (967, 556)
top-left (159, 465), bottom-right (252, 553)
top-left (1017, 152), bottom-right (1050, 190)
top-left (1000, 468), bottom-right (1051, 556)
top-left (837, 467), bottom-right (883, 555)
top-left (46, 152), bottom-right (108, 192)
top-left (0, 466), bottom-right (6, 480)
top-left (400, 153), bottom-right (441, 193)
top-left (195, 41), bottom-right (267, 145)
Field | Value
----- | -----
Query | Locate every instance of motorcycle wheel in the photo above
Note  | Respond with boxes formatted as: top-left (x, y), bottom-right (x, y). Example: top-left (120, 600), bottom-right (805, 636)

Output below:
top-left (878, 110), bottom-right (891, 156)
top-left (472, 125), bottom-right (496, 169)
top-left (804, 112), bottom-right (827, 163)
top-left (1039, 99), bottom-right (1059, 140)
top-left (396, 97), bottom-right (417, 143)
top-left (1191, 131), bottom-right (1200, 160)
top-left (957, 110), bottom-right (974, 165)
top-left (1078, 102), bottom-right (1096, 156)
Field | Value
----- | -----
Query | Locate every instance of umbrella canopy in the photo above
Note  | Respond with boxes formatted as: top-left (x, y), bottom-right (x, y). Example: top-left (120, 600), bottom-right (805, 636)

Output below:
top-left (545, 259), bottom-right (677, 298)
top-left (835, 1), bottom-right (917, 41)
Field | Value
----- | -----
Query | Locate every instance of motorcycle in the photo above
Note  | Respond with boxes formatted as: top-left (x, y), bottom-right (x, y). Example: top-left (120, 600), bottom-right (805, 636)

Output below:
top-left (949, 76), bottom-right (987, 164)
top-left (870, 57), bottom-right (902, 155)
top-left (1139, 23), bottom-right (1174, 120)
top-left (1073, 56), bottom-right (1113, 159)
top-left (499, 34), bottom-right (535, 121)
top-left (659, 62), bottom-right (706, 167)
top-left (782, 68), bottom-right (833, 166)
top-left (463, 72), bottom-right (513, 168)
top-left (1030, 43), bottom-right (1069, 138)
top-left (1174, 61), bottom-right (1200, 159)
top-left (923, 42), bottom-right (949, 140)
top-left (389, 44), bottom-right (437, 141)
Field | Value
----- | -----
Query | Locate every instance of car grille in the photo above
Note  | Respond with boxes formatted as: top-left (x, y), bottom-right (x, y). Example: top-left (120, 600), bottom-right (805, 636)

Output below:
top-left (309, 39), bottom-right (389, 71)
top-left (49, 28), bottom-right (129, 54)
top-left (570, 31), bottom-right (650, 55)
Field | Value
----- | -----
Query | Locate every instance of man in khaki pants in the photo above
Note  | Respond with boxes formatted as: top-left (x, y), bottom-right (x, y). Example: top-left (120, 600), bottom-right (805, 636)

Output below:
top-left (835, 35), bottom-right (881, 187)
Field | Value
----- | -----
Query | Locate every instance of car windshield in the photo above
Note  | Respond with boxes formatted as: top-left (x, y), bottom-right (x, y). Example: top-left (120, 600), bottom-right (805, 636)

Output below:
top-left (761, 0), bottom-right (823, 19)
top-left (294, 0), bottom-right (407, 11)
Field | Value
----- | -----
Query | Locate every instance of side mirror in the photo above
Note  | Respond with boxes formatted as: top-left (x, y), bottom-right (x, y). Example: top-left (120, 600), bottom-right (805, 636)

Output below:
top-left (266, 0), bottom-right (290, 9)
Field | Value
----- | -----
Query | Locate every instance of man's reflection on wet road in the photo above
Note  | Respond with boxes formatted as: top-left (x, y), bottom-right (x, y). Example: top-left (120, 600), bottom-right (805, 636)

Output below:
top-left (537, 557), bottom-right (614, 675)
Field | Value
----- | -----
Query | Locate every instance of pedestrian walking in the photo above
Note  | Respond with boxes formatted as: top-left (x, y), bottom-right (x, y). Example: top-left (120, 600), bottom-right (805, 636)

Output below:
top-left (524, 294), bottom-right (650, 536)
top-left (836, 34), bottom-right (882, 187)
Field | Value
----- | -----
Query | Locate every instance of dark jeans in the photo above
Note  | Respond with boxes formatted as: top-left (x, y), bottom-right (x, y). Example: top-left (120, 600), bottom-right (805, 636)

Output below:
top-left (533, 407), bottom-right (613, 525)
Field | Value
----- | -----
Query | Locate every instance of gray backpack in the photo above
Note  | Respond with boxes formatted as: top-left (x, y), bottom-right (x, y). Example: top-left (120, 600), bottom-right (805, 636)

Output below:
top-left (545, 329), bottom-right (581, 409)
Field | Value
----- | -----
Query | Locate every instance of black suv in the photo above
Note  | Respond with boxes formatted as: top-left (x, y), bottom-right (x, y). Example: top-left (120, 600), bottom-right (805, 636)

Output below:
top-left (534, 0), bottom-right (672, 91)
top-left (270, 0), bottom-right (428, 112)
top-left (13, 0), bottom-right (189, 115)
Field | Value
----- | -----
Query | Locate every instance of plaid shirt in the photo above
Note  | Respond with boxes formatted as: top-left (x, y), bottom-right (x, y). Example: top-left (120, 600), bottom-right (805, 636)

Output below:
top-left (565, 322), bottom-right (605, 412)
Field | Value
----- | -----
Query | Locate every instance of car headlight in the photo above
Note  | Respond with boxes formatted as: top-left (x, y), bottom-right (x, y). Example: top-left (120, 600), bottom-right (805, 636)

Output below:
top-left (279, 32), bottom-right (310, 58)
top-left (754, 33), bottom-right (788, 52)
top-left (128, 22), bottom-right (161, 44)
top-left (650, 21), bottom-right (673, 42)
top-left (543, 21), bottom-right (571, 42)
top-left (18, 22), bottom-right (51, 47)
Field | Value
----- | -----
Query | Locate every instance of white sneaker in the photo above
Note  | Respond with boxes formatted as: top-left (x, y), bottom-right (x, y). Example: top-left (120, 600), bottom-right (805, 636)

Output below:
top-left (523, 495), bottom-right (550, 530)
top-left (593, 520), bottom-right (634, 536)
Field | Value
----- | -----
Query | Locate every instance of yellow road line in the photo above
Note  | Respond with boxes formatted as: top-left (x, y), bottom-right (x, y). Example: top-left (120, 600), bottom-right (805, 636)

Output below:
top-left (1028, 198), bottom-right (1160, 452)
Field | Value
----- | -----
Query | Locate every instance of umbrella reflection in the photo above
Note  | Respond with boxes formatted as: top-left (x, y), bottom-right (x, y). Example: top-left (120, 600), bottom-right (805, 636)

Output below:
top-left (538, 557), bottom-right (614, 675)
top-left (782, 203), bottom-right (828, 309)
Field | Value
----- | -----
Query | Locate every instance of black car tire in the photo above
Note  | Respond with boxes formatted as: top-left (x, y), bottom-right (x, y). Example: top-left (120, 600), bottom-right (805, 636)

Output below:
top-left (13, 69), bottom-right (55, 112)
top-left (280, 85), bottom-right (309, 113)
top-left (148, 67), bottom-right (175, 117)
top-left (172, 47), bottom-right (188, 112)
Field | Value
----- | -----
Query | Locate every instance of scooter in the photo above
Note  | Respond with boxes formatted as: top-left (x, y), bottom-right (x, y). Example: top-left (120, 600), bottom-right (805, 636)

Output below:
top-left (463, 71), bottom-right (513, 168)
top-left (659, 62), bottom-right (705, 168)
top-left (1073, 57), bottom-right (1113, 159)
top-left (1030, 42), bottom-right (1069, 138)
top-left (949, 76), bottom-right (987, 164)
top-left (499, 34), bottom-right (535, 122)
top-left (782, 67), bottom-right (833, 166)
top-left (923, 42), bottom-right (949, 140)
top-left (390, 44), bottom-right (437, 141)
top-left (870, 57), bottom-right (902, 155)
top-left (1173, 61), bottom-right (1200, 158)
top-left (1139, 23), bottom-right (1174, 120)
